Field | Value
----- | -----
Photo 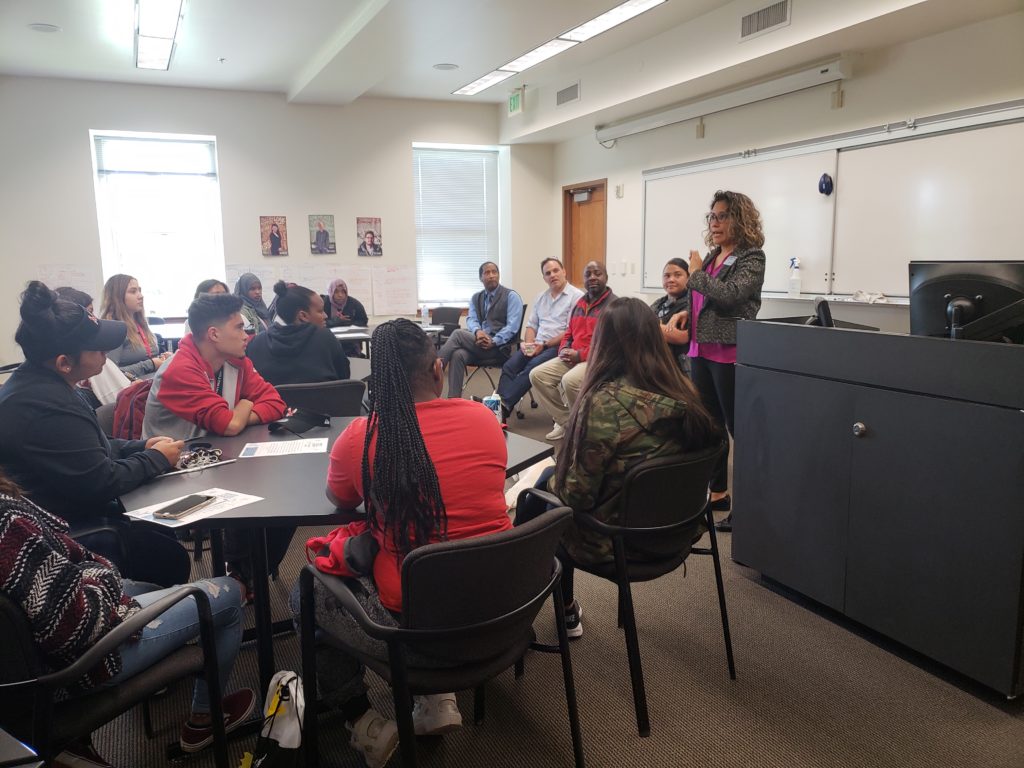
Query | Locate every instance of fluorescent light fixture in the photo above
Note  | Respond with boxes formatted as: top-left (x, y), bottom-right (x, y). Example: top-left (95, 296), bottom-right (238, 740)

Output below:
top-left (453, 70), bottom-right (517, 96)
top-left (560, 0), bottom-right (667, 42)
top-left (137, 36), bottom-right (175, 70)
top-left (135, 0), bottom-right (183, 71)
top-left (502, 39), bottom-right (578, 72)
top-left (595, 59), bottom-right (851, 143)
top-left (138, 0), bottom-right (182, 38)
top-left (453, 0), bottom-right (665, 95)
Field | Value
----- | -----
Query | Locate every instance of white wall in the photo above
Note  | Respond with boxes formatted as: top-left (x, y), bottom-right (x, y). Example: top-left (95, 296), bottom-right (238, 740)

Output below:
top-left (549, 12), bottom-right (1024, 332)
top-left (0, 78), bottom-right (503, 363)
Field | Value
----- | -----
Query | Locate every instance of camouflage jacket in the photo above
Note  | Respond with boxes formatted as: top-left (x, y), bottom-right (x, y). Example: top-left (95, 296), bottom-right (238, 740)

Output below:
top-left (547, 379), bottom-right (694, 565)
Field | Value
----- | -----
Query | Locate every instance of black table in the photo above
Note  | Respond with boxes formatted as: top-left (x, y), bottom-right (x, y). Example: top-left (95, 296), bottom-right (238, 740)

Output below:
top-left (120, 418), bottom-right (553, 692)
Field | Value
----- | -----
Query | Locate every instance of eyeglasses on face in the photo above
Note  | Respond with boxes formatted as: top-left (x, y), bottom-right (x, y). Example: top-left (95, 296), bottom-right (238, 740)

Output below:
top-left (705, 211), bottom-right (731, 224)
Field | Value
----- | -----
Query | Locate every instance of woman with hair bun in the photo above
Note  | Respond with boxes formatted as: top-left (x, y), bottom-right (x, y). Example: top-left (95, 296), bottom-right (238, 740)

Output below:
top-left (100, 273), bottom-right (170, 377)
top-left (245, 280), bottom-right (350, 385)
top-left (687, 190), bottom-right (767, 531)
top-left (0, 281), bottom-right (189, 586)
top-left (292, 319), bottom-right (511, 766)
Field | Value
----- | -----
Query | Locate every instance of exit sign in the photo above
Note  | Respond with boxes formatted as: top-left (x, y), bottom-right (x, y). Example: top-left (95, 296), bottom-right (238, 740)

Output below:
top-left (507, 87), bottom-right (524, 116)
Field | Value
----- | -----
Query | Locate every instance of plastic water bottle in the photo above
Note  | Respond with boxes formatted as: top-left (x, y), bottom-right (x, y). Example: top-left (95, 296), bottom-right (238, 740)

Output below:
top-left (419, 303), bottom-right (429, 323)
top-left (788, 257), bottom-right (802, 298)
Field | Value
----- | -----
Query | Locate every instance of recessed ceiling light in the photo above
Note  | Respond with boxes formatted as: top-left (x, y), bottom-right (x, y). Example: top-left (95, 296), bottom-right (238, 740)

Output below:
top-left (452, 0), bottom-right (666, 96)
top-left (433, 63), bottom-right (459, 71)
top-left (28, 23), bottom-right (62, 33)
top-left (453, 70), bottom-right (516, 96)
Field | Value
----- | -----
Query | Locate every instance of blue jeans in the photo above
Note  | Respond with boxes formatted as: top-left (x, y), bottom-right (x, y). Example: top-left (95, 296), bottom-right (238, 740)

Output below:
top-left (497, 346), bottom-right (558, 409)
top-left (105, 577), bottom-right (243, 714)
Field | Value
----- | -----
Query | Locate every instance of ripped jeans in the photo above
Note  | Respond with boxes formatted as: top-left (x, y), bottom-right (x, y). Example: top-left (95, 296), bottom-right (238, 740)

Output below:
top-left (103, 577), bottom-right (243, 714)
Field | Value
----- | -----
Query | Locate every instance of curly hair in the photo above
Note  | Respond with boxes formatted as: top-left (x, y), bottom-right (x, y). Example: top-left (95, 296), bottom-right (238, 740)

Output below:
top-left (703, 190), bottom-right (765, 251)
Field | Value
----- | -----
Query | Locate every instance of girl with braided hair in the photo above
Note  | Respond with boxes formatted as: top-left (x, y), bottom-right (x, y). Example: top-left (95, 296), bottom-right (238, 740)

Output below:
top-left (292, 319), bottom-right (511, 767)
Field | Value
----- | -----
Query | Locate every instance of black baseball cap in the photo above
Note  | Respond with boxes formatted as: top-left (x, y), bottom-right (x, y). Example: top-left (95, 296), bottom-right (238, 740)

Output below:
top-left (35, 311), bottom-right (127, 360)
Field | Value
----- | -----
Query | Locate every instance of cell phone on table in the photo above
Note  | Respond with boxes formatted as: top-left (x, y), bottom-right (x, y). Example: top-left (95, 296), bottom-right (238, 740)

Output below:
top-left (153, 493), bottom-right (216, 520)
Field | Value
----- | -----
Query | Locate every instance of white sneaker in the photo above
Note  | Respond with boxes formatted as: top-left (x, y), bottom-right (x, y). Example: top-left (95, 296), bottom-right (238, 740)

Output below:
top-left (347, 708), bottom-right (399, 768)
top-left (412, 692), bottom-right (463, 736)
top-left (546, 423), bottom-right (566, 440)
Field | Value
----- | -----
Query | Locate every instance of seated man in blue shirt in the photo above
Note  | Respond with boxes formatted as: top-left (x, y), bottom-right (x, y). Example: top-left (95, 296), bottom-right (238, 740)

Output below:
top-left (438, 261), bottom-right (523, 399)
top-left (495, 258), bottom-right (584, 419)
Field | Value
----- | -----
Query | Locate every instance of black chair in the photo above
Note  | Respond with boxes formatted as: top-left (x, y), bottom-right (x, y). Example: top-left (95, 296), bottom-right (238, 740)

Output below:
top-left (464, 304), bottom-right (527, 395)
top-left (526, 442), bottom-right (735, 737)
top-left (276, 379), bottom-right (366, 417)
top-left (430, 306), bottom-right (463, 348)
top-left (0, 585), bottom-right (228, 768)
top-left (300, 507), bottom-right (585, 768)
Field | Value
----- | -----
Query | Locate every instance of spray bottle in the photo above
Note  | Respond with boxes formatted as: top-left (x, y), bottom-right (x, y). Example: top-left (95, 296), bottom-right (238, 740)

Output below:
top-left (788, 257), bottom-right (802, 298)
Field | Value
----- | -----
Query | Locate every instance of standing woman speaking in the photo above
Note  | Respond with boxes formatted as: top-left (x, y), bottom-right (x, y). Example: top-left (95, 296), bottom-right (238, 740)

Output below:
top-left (687, 190), bottom-right (765, 532)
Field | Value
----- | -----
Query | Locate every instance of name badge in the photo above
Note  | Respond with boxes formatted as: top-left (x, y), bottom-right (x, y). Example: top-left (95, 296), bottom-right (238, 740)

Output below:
top-left (722, 254), bottom-right (738, 267)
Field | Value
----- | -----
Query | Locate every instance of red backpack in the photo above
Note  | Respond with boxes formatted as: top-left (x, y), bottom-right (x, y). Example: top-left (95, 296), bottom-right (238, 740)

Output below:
top-left (112, 378), bottom-right (154, 440)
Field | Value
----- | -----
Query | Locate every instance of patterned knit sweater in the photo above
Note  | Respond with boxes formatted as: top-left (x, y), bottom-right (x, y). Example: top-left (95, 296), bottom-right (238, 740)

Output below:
top-left (0, 493), bottom-right (140, 692)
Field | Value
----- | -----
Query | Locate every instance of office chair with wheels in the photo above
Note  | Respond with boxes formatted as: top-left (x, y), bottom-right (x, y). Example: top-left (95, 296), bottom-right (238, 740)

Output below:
top-left (0, 585), bottom-right (229, 768)
top-left (464, 304), bottom-right (528, 395)
top-left (522, 442), bottom-right (735, 738)
top-left (276, 379), bottom-right (366, 417)
top-left (300, 506), bottom-right (585, 768)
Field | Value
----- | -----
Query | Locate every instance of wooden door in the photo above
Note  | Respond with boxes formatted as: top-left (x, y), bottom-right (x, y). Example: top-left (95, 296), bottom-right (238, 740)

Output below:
top-left (562, 180), bottom-right (607, 289)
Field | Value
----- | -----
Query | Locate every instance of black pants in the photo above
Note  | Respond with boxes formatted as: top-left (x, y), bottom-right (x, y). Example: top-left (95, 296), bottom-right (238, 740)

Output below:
top-left (74, 522), bottom-right (191, 588)
top-left (514, 466), bottom-right (575, 604)
top-left (224, 527), bottom-right (297, 582)
top-left (689, 356), bottom-right (736, 493)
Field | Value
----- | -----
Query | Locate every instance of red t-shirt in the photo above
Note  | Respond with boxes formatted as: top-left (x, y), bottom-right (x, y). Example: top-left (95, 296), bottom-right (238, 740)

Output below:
top-left (317, 398), bottom-right (511, 612)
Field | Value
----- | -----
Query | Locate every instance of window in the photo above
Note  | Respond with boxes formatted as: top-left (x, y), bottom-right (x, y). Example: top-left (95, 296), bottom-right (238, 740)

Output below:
top-left (91, 131), bottom-right (225, 318)
top-left (412, 146), bottom-right (501, 303)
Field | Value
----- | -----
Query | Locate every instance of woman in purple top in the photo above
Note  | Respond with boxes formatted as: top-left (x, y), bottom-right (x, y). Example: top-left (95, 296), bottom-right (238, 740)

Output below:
top-left (684, 190), bottom-right (766, 532)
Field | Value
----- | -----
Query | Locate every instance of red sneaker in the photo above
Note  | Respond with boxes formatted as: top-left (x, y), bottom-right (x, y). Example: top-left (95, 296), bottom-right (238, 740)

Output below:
top-left (53, 741), bottom-right (112, 768)
top-left (180, 688), bottom-right (258, 753)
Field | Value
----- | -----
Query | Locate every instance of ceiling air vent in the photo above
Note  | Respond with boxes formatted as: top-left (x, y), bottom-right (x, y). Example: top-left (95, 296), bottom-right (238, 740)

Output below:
top-left (556, 82), bottom-right (580, 107)
top-left (740, 0), bottom-right (790, 40)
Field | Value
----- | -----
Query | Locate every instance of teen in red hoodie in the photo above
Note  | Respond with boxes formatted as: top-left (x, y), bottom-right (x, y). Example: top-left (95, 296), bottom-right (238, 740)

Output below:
top-left (142, 293), bottom-right (288, 595)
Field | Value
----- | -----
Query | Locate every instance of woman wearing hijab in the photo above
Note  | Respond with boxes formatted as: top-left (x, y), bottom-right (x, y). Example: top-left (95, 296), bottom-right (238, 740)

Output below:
top-left (233, 273), bottom-right (271, 334)
top-left (322, 278), bottom-right (369, 356)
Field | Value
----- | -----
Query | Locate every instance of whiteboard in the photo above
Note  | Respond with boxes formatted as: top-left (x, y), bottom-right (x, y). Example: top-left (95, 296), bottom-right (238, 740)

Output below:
top-left (832, 122), bottom-right (1024, 297)
top-left (643, 150), bottom-right (837, 294)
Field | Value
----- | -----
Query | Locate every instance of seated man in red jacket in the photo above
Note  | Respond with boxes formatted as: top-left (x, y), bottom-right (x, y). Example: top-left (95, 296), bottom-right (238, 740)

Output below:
top-left (142, 292), bottom-right (289, 596)
top-left (143, 293), bottom-right (286, 440)
top-left (529, 260), bottom-right (615, 441)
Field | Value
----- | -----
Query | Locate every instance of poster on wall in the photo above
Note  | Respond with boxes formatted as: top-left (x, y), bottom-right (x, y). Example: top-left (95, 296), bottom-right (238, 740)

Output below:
top-left (309, 214), bottom-right (336, 254)
top-left (356, 217), bottom-right (383, 256)
top-left (260, 215), bottom-right (288, 257)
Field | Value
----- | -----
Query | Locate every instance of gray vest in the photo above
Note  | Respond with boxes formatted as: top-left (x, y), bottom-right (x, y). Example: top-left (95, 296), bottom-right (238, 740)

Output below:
top-left (472, 284), bottom-right (512, 338)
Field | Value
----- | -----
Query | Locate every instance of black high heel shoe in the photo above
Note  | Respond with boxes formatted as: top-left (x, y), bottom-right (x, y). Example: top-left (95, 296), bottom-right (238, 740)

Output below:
top-left (710, 494), bottom-right (731, 512)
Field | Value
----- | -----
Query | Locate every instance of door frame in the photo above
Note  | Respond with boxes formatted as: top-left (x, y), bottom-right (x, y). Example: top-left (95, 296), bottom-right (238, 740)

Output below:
top-left (562, 178), bottom-right (607, 282)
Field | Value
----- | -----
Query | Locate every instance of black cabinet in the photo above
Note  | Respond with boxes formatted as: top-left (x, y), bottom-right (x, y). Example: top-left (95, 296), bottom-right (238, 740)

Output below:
top-left (733, 321), bottom-right (1024, 696)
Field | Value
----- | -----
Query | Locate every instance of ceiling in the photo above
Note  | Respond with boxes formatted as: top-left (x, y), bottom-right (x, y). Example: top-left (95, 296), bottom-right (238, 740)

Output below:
top-left (1, 0), bottom-right (1020, 132)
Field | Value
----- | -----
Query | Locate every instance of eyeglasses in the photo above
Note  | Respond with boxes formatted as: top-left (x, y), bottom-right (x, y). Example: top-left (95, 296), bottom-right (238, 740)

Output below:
top-left (705, 211), bottom-right (731, 224)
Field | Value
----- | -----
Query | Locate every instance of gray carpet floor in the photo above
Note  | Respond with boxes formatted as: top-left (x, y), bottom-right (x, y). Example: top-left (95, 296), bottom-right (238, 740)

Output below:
top-left (92, 377), bottom-right (1024, 767)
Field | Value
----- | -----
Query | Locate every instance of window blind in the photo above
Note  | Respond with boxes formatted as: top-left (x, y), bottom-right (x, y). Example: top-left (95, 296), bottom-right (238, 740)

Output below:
top-left (413, 147), bottom-right (500, 303)
top-left (94, 135), bottom-right (217, 176)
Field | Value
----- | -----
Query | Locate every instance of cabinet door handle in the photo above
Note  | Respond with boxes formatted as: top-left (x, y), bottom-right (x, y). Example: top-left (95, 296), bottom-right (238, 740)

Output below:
top-left (852, 422), bottom-right (867, 437)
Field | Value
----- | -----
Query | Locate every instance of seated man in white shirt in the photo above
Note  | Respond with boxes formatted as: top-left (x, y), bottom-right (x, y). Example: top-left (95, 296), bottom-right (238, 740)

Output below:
top-left (495, 258), bottom-right (584, 419)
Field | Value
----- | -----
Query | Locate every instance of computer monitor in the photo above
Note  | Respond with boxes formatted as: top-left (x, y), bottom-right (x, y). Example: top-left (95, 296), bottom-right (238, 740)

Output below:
top-left (909, 261), bottom-right (1024, 343)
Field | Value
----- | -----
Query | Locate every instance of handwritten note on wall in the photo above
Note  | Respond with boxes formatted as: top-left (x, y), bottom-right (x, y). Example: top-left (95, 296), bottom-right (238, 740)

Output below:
top-left (371, 265), bottom-right (417, 316)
